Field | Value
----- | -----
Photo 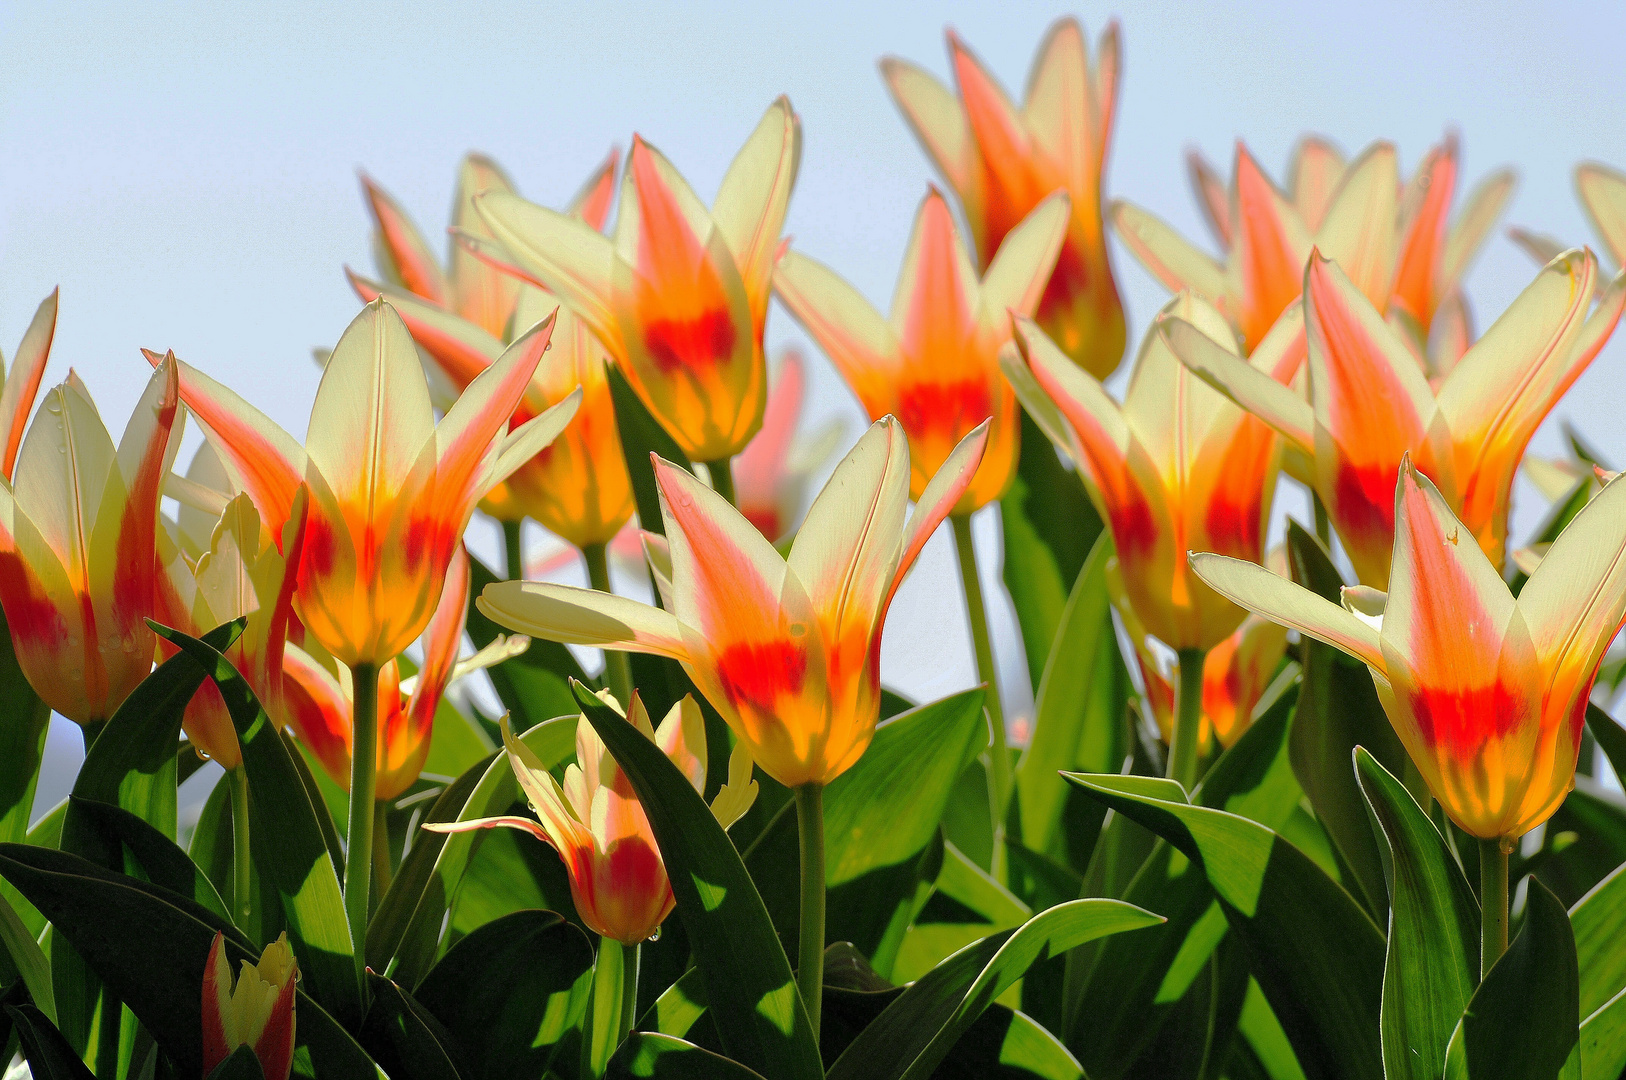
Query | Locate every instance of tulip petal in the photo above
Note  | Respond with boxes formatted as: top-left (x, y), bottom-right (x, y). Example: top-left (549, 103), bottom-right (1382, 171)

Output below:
top-left (879, 56), bottom-right (973, 197)
top-left (1021, 17), bottom-right (1095, 187)
top-left (13, 377), bottom-right (115, 580)
top-left (421, 814), bottom-right (552, 842)
top-left (361, 174), bottom-right (447, 304)
top-left (1186, 149), bottom-right (1232, 246)
top-left (346, 269), bottom-right (504, 392)
top-left (773, 250), bottom-right (901, 420)
top-left (712, 96), bottom-right (801, 317)
top-left (890, 420), bottom-right (989, 603)
top-left (435, 314), bottom-right (555, 516)
top-left (0, 288), bottom-right (56, 480)
top-left (1441, 167), bottom-right (1516, 290)
top-left (978, 190), bottom-right (1070, 330)
top-left (1392, 139), bottom-right (1457, 325)
top-left (566, 146), bottom-right (620, 232)
top-left (1110, 199), bottom-right (1228, 300)
top-left (1288, 135), bottom-right (1347, 233)
top-left (478, 580), bottom-right (688, 660)
top-left (1508, 228), bottom-right (1568, 268)
top-left (481, 387), bottom-right (582, 495)
top-left (475, 190), bottom-right (622, 354)
top-left (1232, 144), bottom-right (1312, 351)
top-left (405, 543), bottom-right (468, 730)
top-left (450, 154), bottom-right (522, 337)
top-left (1189, 552), bottom-right (1384, 671)
top-left (1577, 161), bottom-right (1626, 267)
top-left (1316, 141), bottom-right (1399, 310)
top-left (1160, 314), bottom-right (1313, 453)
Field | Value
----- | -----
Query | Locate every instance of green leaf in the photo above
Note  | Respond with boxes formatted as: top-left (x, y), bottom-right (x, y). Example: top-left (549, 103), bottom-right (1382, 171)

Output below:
top-left (607, 361), bottom-right (691, 539)
top-left (414, 910), bottom-right (594, 1079)
top-left (206, 1044), bottom-right (269, 1080)
top-left (1581, 982), bottom-right (1626, 1080)
top-left (1572, 859), bottom-right (1626, 1019)
top-left (1066, 771), bottom-right (1385, 1080)
top-left (0, 888), bottom-right (54, 1022)
top-left (1585, 702), bottom-right (1626, 791)
top-left (891, 841), bottom-right (1030, 984)
top-left (1000, 411), bottom-right (1101, 693)
top-left (1509, 476), bottom-right (1594, 595)
top-left (826, 897), bottom-right (1162, 1080)
top-left (66, 796), bottom-right (230, 921)
top-left (1444, 878), bottom-right (1580, 1080)
top-left (6, 1003), bottom-right (95, 1080)
top-left (607, 1033), bottom-right (769, 1079)
top-left (1538, 779), bottom-right (1626, 905)
top-left (1233, 980), bottom-right (1307, 1080)
top-left (1354, 748), bottom-right (1478, 1080)
top-left (0, 842), bottom-right (376, 1080)
top-left (1284, 523), bottom-right (1403, 923)
top-left (153, 623), bottom-right (359, 1028)
top-left (1016, 532), bottom-right (1127, 859)
top-left (0, 605), bottom-right (51, 848)
top-left (466, 553), bottom-right (587, 725)
top-left (360, 972), bottom-right (467, 1080)
top-left (573, 681), bottom-right (822, 1080)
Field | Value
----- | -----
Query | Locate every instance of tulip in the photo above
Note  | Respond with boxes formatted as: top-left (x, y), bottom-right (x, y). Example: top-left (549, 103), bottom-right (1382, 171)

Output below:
top-left (202, 930), bottom-right (297, 1080)
top-left (470, 97), bottom-right (800, 472)
top-left (732, 348), bottom-right (846, 543)
top-left (0, 289), bottom-right (57, 480)
top-left (157, 299), bottom-right (579, 987)
top-left (0, 357), bottom-right (179, 733)
top-left (881, 18), bottom-right (1127, 377)
top-left (1166, 248), bottom-right (1625, 587)
top-left (478, 416), bottom-right (986, 1033)
top-left (1192, 460), bottom-right (1626, 971)
top-left (1188, 135), bottom-right (1350, 242)
top-left (776, 187), bottom-right (1067, 516)
top-left (1004, 295), bottom-right (1301, 787)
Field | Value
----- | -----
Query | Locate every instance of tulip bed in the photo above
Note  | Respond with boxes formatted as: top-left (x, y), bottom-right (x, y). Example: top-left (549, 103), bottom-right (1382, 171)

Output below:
top-left (4, 14), bottom-right (1626, 1080)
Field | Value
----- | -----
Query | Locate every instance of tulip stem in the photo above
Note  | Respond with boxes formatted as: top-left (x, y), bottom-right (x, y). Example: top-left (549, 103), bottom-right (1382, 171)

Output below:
top-left (227, 765), bottom-right (253, 929)
top-left (584, 542), bottom-right (633, 706)
top-left (709, 456), bottom-right (738, 508)
top-left (1169, 648), bottom-right (1208, 793)
top-left (1480, 837), bottom-right (1510, 978)
top-left (372, 800), bottom-right (393, 905)
top-left (795, 782), bottom-right (826, 1038)
top-left (952, 513), bottom-right (1011, 882)
top-left (345, 661), bottom-right (379, 996)
top-left (620, 941), bottom-right (640, 1046)
top-left (503, 518), bottom-right (525, 579)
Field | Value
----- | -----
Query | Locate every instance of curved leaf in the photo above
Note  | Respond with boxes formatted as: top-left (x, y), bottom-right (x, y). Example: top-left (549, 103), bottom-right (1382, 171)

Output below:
top-left (66, 796), bottom-right (230, 921)
top-left (207, 1045), bottom-right (269, 1080)
top-left (607, 1033), bottom-right (768, 1079)
top-left (6, 1003), bottom-right (96, 1080)
top-left (360, 972), bottom-right (466, 1080)
top-left (0, 605), bottom-right (51, 847)
top-left (1354, 748), bottom-right (1478, 1080)
top-left (574, 681), bottom-right (822, 1080)
top-left (1573, 859), bottom-right (1626, 1018)
top-left (1065, 772), bottom-right (1385, 1080)
top-left (1444, 878), bottom-right (1579, 1080)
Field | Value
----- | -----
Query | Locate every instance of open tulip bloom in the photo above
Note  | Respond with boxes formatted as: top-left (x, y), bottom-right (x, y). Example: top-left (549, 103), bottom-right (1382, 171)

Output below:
top-left (468, 97), bottom-right (800, 469)
top-left (1166, 248), bottom-right (1626, 587)
top-left (882, 17), bottom-right (1126, 377)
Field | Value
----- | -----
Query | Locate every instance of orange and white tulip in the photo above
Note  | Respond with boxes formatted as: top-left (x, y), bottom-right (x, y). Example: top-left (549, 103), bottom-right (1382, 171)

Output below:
top-left (202, 930), bottom-right (297, 1080)
top-left (0, 357), bottom-right (179, 726)
top-left (478, 416), bottom-right (988, 787)
top-left (1192, 460), bottom-right (1626, 841)
top-left (424, 692), bottom-right (756, 944)
top-left (881, 18), bottom-right (1126, 377)
top-left (731, 348), bottom-right (846, 542)
top-left (471, 98), bottom-right (800, 463)
top-left (1167, 248), bottom-right (1625, 586)
top-left (1004, 295), bottom-right (1302, 652)
top-left (157, 299), bottom-right (579, 667)
top-left (0, 289), bottom-right (57, 481)
top-left (776, 187), bottom-right (1067, 515)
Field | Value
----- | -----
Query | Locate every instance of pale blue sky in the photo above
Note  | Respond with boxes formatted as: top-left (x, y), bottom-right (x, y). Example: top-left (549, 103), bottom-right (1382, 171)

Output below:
top-left (4, 2), bottom-right (1625, 806)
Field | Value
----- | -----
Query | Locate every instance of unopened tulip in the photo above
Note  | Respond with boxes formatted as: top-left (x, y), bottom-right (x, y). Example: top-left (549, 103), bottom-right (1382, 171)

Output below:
top-left (882, 18), bottom-right (1126, 377)
top-left (0, 357), bottom-right (179, 728)
top-left (202, 931), bottom-right (297, 1080)
top-left (1167, 249), bottom-right (1625, 586)
top-left (472, 98), bottom-right (800, 465)
top-left (1193, 459), bottom-right (1626, 842)
top-left (425, 693), bottom-right (755, 944)
top-left (776, 187), bottom-right (1067, 515)
top-left (479, 416), bottom-right (987, 788)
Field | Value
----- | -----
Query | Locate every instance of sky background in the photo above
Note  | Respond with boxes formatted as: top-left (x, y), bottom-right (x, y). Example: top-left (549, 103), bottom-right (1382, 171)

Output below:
top-left (4, 1), bottom-right (1625, 817)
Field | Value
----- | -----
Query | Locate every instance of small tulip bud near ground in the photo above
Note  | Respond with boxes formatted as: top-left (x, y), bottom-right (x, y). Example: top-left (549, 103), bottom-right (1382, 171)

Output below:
top-left (201, 931), bottom-right (297, 1080)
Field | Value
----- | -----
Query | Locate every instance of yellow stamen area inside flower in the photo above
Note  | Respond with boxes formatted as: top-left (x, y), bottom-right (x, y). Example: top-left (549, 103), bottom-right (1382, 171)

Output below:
top-left (222, 933), bottom-right (295, 1052)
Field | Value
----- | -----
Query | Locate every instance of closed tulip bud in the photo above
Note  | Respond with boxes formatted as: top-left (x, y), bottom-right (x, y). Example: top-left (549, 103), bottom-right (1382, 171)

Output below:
top-left (201, 931), bottom-right (297, 1080)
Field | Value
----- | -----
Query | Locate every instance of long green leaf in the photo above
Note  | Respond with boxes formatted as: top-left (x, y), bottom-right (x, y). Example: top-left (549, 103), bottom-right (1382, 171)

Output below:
top-left (607, 361), bottom-right (691, 538)
top-left (360, 973), bottom-right (467, 1080)
top-left (891, 841), bottom-right (1030, 984)
top-left (66, 796), bottom-right (230, 921)
top-left (1066, 772), bottom-right (1385, 1080)
top-left (826, 897), bottom-right (1161, 1080)
top-left (0, 605), bottom-right (51, 847)
top-left (1444, 878), bottom-right (1580, 1079)
top-left (607, 1033), bottom-right (768, 1079)
top-left (1354, 748), bottom-right (1478, 1080)
top-left (574, 681), bottom-right (822, 1080)
top-left (1016, 532), bottom-right (1125, 858)
top-left (0, 887), bottom-right (54, 1022)
top-left (6, 1004), bottom-right (95, 1080)
top-left (1581, 982), bottom-right (1626, 1080)
top-left (154, 624), bottom-right (359, 1028)
top-left (1572, 859), bottom-right (1626, 1018)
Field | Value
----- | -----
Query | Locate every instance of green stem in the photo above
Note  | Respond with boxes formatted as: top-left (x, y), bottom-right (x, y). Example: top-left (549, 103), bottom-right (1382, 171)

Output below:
top-left (952, 513), bottom-right (1010, 881)
top-left (1480, 837), bottom-right (1510, 979)
top-left (1312, 492), bottom-right (1331, 546)
top-left (795, 783), bottom-right (826, 1038)
top-left (345, 661), bottom-right (379, 996)
top-left (584, 542), bottom-right (633, 706)
top-left (709, 456), bottom-right (738, 507)
top-left (503, 518), bottom-right (525, 580)
top-left (619, 941), bottom-right (641, 1046)
top-left (372, 799), bottom-right (393, 911)
top-left (1169, 648), bottom-right (1208, 793)
top-left (227, 766), bottom-right (253, 929)
top-left (586, 936), bottom-right (627, 1078)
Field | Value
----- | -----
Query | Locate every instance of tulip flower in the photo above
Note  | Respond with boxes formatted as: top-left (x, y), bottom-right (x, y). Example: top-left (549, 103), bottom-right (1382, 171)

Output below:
top-left (1193, 460), bottom-right (1626, 970)
top-left (776, 187), bottom-right (1067, 516)
top-left (881, 18), bottom-right (1127, 377)
top-left (1004, 295), bottom-right (1300, 787)
top-left (1111, 551), bottom-right (1289, 755)
top-left (1166, 248), bottom-right (1625, 587)
top-left (0, 289), bottom-right (57, 481)
top-left (0, 357), bottom-right (179, 731)
top-left (202, 930), bottom-right (297, 1080)
top-left (732, 348), bottom-right (846, 542)
top-left (1188, 135), bottom-right (1350, 242)
top-left (1513, 161), bottom-right (1626, 281)
top-left (470, 97), bottom-right (800, 470)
